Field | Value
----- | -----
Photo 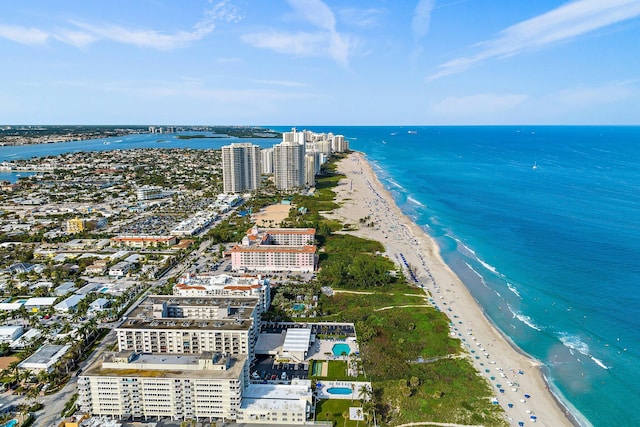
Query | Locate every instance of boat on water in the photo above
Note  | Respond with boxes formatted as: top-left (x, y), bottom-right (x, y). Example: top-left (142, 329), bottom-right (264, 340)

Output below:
top-left (532, 161), bottom-right (538, 170)
top-left (103, 141), bottom-right (111, 145)
top-left (408, 130), bottom-right (418, 134)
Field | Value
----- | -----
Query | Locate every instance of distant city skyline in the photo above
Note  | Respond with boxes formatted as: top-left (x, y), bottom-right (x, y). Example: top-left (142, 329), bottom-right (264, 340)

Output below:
top-left (1, 0), bottom-right (639, 125)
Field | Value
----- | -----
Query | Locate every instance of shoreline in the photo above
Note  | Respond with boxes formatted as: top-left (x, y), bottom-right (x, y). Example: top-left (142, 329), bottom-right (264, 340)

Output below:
top-left (328, 151), bottom-right (578, 427)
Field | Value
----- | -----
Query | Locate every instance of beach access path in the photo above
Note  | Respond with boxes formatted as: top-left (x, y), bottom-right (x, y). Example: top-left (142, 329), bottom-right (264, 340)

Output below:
top-left (326, 151), bottom-right (575, 427)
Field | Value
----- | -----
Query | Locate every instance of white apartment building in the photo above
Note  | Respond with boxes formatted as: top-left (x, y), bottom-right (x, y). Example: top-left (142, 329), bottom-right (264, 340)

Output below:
top-left (115, 296), bottom-right (260, 357)
top-left (174, 273), bottom-right (271, 315)
top-left (236, 379), bottom-right (313, 424)
top-left (0, 325), bottom-right (23, 343)
top-left (110, 235), bottom-right (177, 249)
top-left (109, 261), bottom-right (134, 278)
top-left (260, 148), bottom-right (274, 175)
top-left (281, 128), bottom-right (306, 145)
top-left (222, 143), bottom-right (261, 193)
top-left (78, 351), bottom-right (247, 422)
top-left (273, 140), bottom-right (305, 191)
top-left (331, 134), bottom-right (349, 152)
top-left (136, 186), bottom-right (164, 201)
top-left (307, 140), bottom-right (332, 157)
top-left (304, 153), bottom-right (316, 187)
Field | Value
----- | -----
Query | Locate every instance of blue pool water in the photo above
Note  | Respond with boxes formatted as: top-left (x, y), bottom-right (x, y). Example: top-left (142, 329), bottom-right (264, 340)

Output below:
top-left (1, 420), bottom-right (17, 427)
top-left (327, 387), bottom-right (352, 395)
top-left (292, 303), bottom-right (305, 311)
top-left (332, 343), bottom-right (350, 356)
top-left (100, 287), bottom-right (109, 293)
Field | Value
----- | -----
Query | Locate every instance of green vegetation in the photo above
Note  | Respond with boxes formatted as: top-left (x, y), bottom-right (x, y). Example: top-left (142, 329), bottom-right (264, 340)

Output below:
top-left (316, 399), bottom-right (366, 427)
top-left (176, 134), bottom-right (215, 139)
top-left (313, 286), bottom-right (506, 426)
top-left (61, 393), bottom-right (78, 417)
top-left (205, 214), bottom-right (253, 244)
top-left (176, 127), bottom-right (281, 139)
top-left (323, 234), bottom-right (384, 254)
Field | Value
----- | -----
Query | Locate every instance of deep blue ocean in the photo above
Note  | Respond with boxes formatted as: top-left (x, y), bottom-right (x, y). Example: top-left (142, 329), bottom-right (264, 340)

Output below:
top-left (2, 127), bottom-right (639, 426)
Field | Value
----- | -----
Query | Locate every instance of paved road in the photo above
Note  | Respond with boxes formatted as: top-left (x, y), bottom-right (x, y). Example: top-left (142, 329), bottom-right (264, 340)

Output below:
top-left (20, 237), bottom-right (221, 426)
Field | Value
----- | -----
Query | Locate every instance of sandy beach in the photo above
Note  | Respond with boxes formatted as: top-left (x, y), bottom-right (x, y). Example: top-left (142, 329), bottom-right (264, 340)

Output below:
top-left (327, 151), bottom-right (576, 427)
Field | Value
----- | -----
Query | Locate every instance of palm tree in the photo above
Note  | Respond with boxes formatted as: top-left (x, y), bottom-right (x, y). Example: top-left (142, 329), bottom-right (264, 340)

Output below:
top-left (6, 361), bottom-right (20, 388)
top-left (358, 384), bottom-right (372, 402)
top-left (355, 408), bottom-right (363, 427)
top-left (25, 383), bottom-right (40, 408)
top-left (342, 410), bottom-right (349, 427)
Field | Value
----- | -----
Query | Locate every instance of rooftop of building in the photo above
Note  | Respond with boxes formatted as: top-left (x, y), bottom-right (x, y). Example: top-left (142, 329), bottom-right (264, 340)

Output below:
top-left (241, 380), bottom-right (312, 411)
top-left (117, 295), bottom-right (258, 331)
top-left (20, 344), bottom-right (69, 366)
top-left (247, 226), bottom-right (315, 235)
top-left (230, 245), bottom-right (316, 253)
top-left (111, 235), bottom-right (175, 242)
top-left (83, 351), bottom-right (247, 380)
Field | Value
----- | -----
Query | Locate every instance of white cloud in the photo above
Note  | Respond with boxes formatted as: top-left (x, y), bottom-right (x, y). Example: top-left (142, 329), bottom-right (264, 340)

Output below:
top-left (0, 1), bottom-right (240, 50)
top-left (52, 29), bottom-right (98, 48)
top-left (338, 8), bottom-right (385, 28)
top-left (429, 0), bottom-right (640, 80)
top-left (242, 31), bottom-right (326, 56)
top-left (68, 21), bottom-right (202, 50)
top-left (288, 0), bottom-right (335, 32)
top-left (243, 0), bottom-right (355, 67)
top-left (412, 0), bottom-right (436, 41)
top-left (0, 24), bottom-right (49, 45)
top-left (432, 93), bottom-right (529, 116)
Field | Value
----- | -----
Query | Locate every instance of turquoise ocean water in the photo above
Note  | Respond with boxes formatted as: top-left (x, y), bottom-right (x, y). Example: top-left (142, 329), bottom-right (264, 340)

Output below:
top-left (2, 127), bottom-right (639, 426)
top-left (305, 126), bottom-right (640, 427)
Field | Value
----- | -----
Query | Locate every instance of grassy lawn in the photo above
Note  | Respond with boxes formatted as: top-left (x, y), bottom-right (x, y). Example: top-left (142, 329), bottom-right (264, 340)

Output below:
top-left (309, 360), bottom-right (366, 382)
top-left (316, 399), bottom-right (366, 427)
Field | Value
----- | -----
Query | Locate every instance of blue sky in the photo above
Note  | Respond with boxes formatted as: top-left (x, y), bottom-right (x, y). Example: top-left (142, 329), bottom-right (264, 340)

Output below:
top-left (1, 0), bottom-right (639, 125)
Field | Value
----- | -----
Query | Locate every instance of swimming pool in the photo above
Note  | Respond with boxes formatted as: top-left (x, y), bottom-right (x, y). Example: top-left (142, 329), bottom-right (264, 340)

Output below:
top-left (327, 387), bottom-right (352, 395)
top-left (292, 303), bottom-right (305, 311)
top-left (100, 287), bottom-right (109, 293)
top-left (1, 419), bottom-right (17, 427)
top-left (332, 343), bottom-right (350, 356)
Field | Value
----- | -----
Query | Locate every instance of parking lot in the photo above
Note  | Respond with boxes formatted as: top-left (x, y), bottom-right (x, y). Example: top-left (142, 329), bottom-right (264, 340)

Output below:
top-left (250, 354), bottom-right (309, 383)
top-left (260, 322), bottom-right (355, 338)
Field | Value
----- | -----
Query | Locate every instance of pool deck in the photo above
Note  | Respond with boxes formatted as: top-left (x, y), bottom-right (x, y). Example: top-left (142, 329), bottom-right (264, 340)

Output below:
top-left (316, 380), bottom-right (372, 400)
top-left (307, 337), bottom-right (359, 362)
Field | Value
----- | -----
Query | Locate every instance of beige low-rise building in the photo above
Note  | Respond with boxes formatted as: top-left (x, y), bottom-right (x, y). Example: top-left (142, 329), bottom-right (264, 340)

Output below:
top-left (110, 235), bottom-right (177, 249)
top-left (115, 295), bottom-right (260, 357)
top-left (78, 351), bottom-right (247, 422)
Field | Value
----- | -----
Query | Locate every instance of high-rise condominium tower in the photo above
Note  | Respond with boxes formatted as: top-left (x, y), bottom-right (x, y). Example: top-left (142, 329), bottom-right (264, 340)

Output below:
top-left (222, 143), bottom-right (261, 193)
